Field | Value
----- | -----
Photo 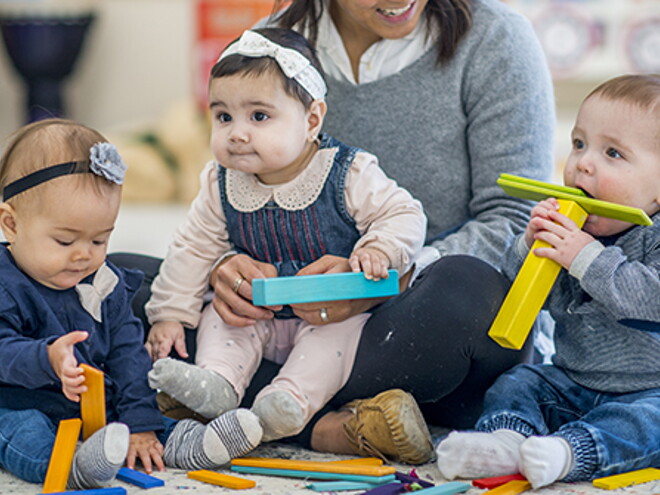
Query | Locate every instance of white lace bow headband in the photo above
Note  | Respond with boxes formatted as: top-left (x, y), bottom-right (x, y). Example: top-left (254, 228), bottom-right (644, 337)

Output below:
top-left (218, 30), bottom-right (327, 101)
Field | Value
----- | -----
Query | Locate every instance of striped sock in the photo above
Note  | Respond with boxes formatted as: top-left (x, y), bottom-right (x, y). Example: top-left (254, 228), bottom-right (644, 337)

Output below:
top-left (69, 423), bottom-right (129, 489)
top-left (164, 409), bottom-right (263, 470)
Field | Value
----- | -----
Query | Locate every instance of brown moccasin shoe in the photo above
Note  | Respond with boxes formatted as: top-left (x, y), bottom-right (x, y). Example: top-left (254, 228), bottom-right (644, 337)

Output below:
top-left (156, 391), bottom-right (210, 424)
top-left (342, 389), bottom-right (433, 465)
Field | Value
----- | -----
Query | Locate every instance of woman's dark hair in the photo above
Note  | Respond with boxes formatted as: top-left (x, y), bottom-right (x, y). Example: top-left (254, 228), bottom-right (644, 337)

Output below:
top-left (210, 27), bottom-right (326, 108)
top-left (271, 0), bottom-right (472, 65)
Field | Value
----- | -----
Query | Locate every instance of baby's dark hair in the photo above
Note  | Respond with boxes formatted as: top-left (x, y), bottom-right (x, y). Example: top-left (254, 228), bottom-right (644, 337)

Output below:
top-left (210, 27), bottom-right (325, 109)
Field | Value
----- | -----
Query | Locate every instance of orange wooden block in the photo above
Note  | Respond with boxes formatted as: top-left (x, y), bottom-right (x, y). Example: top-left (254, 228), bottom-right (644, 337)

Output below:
top-left (80, 364), bottom-right (106, 440)
top-left (231, 457), bottom-right (395, 476)
top-left (188, 470), bottom-right (256, 489)
top-left (329, 458), bottom-right (384, 466)
top-left (42, 418), bottom-right (82, 493)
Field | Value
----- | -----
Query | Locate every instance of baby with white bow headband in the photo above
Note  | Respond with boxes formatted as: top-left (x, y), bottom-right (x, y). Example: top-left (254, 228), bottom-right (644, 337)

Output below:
top-left (146, 28), bottom-right (427, 462)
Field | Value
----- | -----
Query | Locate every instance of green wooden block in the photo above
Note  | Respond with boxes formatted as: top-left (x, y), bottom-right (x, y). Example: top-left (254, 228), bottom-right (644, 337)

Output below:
top-left (252, 270), bottom-right (399, 306)
top-left (498, 174), bottom-right (652, 226)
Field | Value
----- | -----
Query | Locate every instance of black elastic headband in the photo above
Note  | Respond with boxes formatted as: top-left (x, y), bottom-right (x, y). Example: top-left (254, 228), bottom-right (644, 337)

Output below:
top-left (2, 161), bottom-right (90, 201)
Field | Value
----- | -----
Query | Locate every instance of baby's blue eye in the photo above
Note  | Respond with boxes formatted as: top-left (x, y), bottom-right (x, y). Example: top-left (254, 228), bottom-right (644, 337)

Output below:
top-left (218, 113), bottom-right (232, 123)
top-left (606, 148), bottom-right (622, 159)
top-left (573, 139), bottom-right (584, 150)
top-left (253, 112), bottom-right (268, 122)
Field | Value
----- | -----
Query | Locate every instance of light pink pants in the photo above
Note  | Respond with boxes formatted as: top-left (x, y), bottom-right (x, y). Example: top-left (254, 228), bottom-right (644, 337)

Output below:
top-left (195, 304), bottom-right (368, 429)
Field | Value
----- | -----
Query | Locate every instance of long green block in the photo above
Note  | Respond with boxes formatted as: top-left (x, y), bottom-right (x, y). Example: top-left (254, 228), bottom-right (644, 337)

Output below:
top-left (498, 173), bottom-right (652, 226)
top-left (252, 270), bottom-right (399, 306)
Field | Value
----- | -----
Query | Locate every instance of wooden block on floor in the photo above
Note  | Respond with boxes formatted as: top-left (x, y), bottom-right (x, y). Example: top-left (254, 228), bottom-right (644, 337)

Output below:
top-left (231, 465), bottom-right (396, 483)
top-left (252, 270), bottom-right (399, 306)
top-left (473, 474), bottom-right (526, 489)
top-left (592, 468), bottom-right (660, 490)
top-left (188, 469), bottom-right (256, 489)
top-left (484, 480), bottom-right (532, 495)
top-left (116, 467), bottom-right (164, 488)
top-left (80, 364), bottom-right (106, 440)
top-left (413, 481), bottom-right (471, 495)
top-left (232, 457), bottom-right (396, 476)
top-left (42, 418), bottom-right (82, 494)
top-left (41, 488), bottom-right (127, 495)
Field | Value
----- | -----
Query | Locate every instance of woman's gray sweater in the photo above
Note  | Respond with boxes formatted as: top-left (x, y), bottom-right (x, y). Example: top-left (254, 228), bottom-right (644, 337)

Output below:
top-left (323, 0), bottom-right (556, 268)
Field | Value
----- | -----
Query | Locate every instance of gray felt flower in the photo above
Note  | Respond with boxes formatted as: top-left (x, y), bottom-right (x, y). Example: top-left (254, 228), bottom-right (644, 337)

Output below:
top-left (89, 142), bottom-right (127, 185)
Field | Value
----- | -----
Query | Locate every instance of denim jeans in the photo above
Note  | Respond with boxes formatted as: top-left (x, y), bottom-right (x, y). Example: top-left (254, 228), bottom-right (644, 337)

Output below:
top-left (0, 408), bottom-right (178, 484)
top-left (475, 364), bottom-right (660, 481)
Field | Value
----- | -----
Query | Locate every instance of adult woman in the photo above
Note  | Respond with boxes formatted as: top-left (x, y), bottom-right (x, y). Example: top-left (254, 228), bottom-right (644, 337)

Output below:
top-left (144, 0), bottom-right (554, 464)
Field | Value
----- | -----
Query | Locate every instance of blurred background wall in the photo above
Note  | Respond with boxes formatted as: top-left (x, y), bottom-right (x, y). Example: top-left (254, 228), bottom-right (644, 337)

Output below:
top-left (1, 0), bottom-right (659, 203)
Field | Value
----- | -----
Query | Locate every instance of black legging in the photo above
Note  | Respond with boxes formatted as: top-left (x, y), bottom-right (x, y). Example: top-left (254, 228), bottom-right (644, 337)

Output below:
top-left (109, 253), bottom-right (533, 446)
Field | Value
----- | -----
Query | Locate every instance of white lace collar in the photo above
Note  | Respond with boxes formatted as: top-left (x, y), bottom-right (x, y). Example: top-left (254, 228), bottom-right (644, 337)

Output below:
top-left (225, 147), bottom-right (335, 212)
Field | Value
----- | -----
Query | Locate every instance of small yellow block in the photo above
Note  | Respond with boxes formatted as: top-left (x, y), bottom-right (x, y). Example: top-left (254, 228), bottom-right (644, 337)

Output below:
top-left (42, 418), bottom-right (82, 493)
top-left (489, 199), bottom-right (588, 349)
top-left (592, 468), bottom-right (660, 490)
top-left (486, 480), bottom-right (532, 495)
top-left (188, 469), bottom-right (256, 489)
top-left (80, 364), bottom-right (106, 440)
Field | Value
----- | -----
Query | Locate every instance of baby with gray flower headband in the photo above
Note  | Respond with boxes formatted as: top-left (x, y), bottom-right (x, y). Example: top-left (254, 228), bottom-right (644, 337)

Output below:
top-left (0, 119), bottom-right (246, 486)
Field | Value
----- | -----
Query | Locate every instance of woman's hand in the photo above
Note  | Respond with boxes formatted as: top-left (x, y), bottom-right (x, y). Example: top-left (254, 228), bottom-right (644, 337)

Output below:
top-left (145, 321), bottom-right (186, 362)
top-left (47, 331), bottom-right (89, 402)
top-left (211, 254), bottom-right (281, 327)
top-left (126, 431), bottom-right (165, 474)
top-left (290, 255), bottom-right (396, 325)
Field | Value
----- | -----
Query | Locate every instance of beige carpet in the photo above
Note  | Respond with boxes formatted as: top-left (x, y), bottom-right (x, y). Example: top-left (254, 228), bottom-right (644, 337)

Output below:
top-left (1, 439), bottom-right (658, 495)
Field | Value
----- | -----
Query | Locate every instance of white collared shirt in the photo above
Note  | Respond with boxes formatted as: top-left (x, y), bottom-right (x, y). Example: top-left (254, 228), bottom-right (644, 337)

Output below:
top-left (314, 7), bottom-right (436, 84)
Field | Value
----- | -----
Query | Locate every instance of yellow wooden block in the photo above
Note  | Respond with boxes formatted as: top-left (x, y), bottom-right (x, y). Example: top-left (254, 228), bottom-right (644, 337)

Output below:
top-left (42, 418), bottom-right (82, 493)
top-left (80, 364), bottom-right (106, 440)
top-left (486, 480), bottom-right (532, 495)
top-left (489, 200), bottom-right (588, 349)
top-left (188, 469), bottom-right (256, 489)
top-left (592, 468), bottom-right (660, 490)
top-left (231, 457), bottom-right (396, 476)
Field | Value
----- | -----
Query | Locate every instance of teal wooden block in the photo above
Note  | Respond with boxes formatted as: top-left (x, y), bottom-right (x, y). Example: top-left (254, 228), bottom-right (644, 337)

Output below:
top-left (415, 481), bottom-right (471, 495)
top-left (43, 488), bottom-right (127, 495)
top-left (252, 270), bottom-right (399, 306)
top-left (498, 174), bottom-right (652, 226)
top-left (231, 465), bottom-right (397, 483)
top-left (307, 480), bottom-right (399, 491)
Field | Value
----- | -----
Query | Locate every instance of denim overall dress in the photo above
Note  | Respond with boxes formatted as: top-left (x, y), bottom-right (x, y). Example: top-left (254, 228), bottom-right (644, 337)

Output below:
top-left (218, 133), bottom-right (362, 318)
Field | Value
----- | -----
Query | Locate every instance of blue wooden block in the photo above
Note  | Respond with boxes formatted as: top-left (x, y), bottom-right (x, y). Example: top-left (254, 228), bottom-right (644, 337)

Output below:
top-left (117, 467), bottom-right (164, 488)
top-left (231, 465), bottom-right (397, 483)
top-left (252, 270), bottom-right (399, 306)
top-left (43, 488), bottom-right (127, 495)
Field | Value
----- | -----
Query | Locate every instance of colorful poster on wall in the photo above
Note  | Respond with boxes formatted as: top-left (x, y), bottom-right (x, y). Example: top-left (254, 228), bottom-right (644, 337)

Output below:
top-left (194, 0), bottom-right (278, 108)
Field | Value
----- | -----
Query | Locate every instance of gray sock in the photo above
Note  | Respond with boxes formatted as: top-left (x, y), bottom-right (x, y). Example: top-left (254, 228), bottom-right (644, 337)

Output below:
top-left (252, 391), bottom-right (305, 442)
top-left (148, 357), bottom-right (238, 418)
top-left (69, 422), bottom-right (129, 489)
top-left (163, 409), bottom-right (262, 470)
